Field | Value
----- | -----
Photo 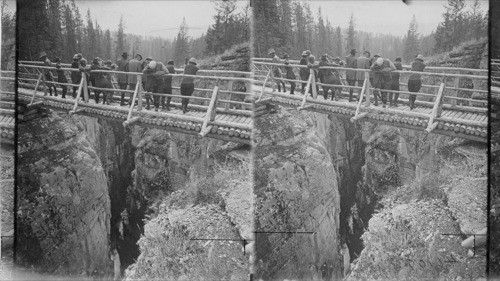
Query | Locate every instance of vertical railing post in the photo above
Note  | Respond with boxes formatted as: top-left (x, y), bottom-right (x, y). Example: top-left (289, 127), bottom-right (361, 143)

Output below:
top-left (299, 74), bottom-right (313, 109)
top-left (310, 68), bottom-right (318, 99)
top-left (70, 77), bottom-right (85, 113)
top-left (199, 80), bottom-right (220, 138)
top-left (137, 74), bottom-right (143, 111)
top-left (425, 82), bottom-right (446, 133)
top-left (257, 69), bottom-right (271, 102)
top-left (82, 73), bottom-right (89, 102)
top-left (365, 71), bottom-right (371, 107)
top-left (451, 77), bottom-right (459, 107)
top-left (29, 73), bottom-right (43, 106)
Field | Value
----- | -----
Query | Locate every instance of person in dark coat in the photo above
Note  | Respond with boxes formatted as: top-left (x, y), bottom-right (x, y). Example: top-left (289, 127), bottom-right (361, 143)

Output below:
top-left (369, 54), bottom-right (380, 87)
top-left (116, 52), bottom-right (129, 103)
top-left (143, 60), bottom-right (169, 111)
top-left (282, 53), bottom-right (296, 95)
top-left (39, 52), bottom-right (58, 96)
top-left (126, 54), bottom-right (143, 105)
top-left (54, 57), bottom-right (68, 98)
top-left (408, 54), bottom-right (426, 110)
top-left (345, 49), bottom-right (357, 102)
top-left (356, 51), bottom-right (371, 100)
top-left (318, 54), bottom-right (342, 100)
top-left (163, 60), bottom-right (175, 110)
top-left (71, 53), bottom-right (82, 98)
top-left (79, 58), bottom-right (91, 101)
top-left (306, 55), bottom-right (320, 97)
top-left (389, 57), bottom-right (403, 107)
top-left (370, 56), bottom-right (396, 108)
top-left (180, 57), bottom-right (199, 114)
top-left (268, 48), bottom-right (286, 93)
top-left (90, 57), bottom-right (113, 104)
top-left (299, 50), bottom-right (311, 94)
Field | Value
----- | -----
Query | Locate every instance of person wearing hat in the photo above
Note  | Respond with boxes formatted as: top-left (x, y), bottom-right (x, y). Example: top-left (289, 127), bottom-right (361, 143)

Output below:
top-left (142, 60), bottom-right (169, 111)
top-left (305, 55), bottom-right (320, 97)
top-left (39, 51), bottom-right (58, 96)
top-left (282, 53), bottom-right (296, 95)
top-left (389, 57), bottom-right (403, 107)
top-left (345, 49), bottom-right (358, 102)
top-left (180, 57), bottom-right (199, 113)
top-left (408, 54), bottom-right (426, 110)
top-left (116, 52), bottom-right (129, 101)
top-left (90, 57), bottom-right (113, 104)
top-left (54, 57), bottom-right (68, 99)
top-left (370, 56), bottom-right (396, 108)
top-left (162, 60), bottom-right (175, 110)
top-left (268, 48), bottom-right (286, 93)
top-left (355, 51), bottom-right (371, 100)
top-left (70, 53), bottom-right (83, 98)
top-left (318, 54), bottom-right (342, 101)
top-left (126, 54), bottom-right (143, 106)
top-left (369, 54), bottom-right (381, 87)
top-left (299, 50), bottom-right (311, 94)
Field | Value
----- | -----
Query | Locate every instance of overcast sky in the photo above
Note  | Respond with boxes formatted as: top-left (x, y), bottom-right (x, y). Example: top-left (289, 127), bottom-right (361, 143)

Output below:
top-left (306, 0), bottom-right (488, 37)
top-left (73, 1), bottom-right (249, 40)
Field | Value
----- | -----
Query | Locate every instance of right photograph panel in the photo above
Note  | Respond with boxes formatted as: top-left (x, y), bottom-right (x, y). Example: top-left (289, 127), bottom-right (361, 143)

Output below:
top-left (251, 0), bottom-right (488, 280)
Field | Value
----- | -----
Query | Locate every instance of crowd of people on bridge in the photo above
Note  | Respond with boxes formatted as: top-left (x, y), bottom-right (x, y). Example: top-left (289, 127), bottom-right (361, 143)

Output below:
top-left (267, 48), bottom-right (427, 109)
top-left (38, 51), bottom-right (199, 114)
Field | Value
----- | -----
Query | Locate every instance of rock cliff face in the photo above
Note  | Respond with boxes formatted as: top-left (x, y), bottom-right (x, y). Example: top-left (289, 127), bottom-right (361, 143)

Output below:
top-left (17, 112), bottom-right (111, 276)
top-left (254, 109), bottom-right (342, 280)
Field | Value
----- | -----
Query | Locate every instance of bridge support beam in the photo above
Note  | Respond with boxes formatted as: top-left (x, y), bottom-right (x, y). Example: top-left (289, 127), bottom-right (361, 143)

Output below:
top-left (123, 116), bottom-right (140, 127)
top-left (350, 112), bottom-right (368, 122)
top-left (299, 74), bottom-right (313, 109)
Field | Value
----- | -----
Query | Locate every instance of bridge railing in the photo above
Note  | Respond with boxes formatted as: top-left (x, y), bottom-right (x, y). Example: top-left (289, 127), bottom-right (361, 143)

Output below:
top-left (251, 60), bottom-right (488, 110)
top-left (251, 60), bottom-right (487, 137)
top-left (0, 70), bottom-right (15, 141)
top-left (17, 62), bottom-right (253, 139)
top-left (492, 60), bottom-right (500, 87)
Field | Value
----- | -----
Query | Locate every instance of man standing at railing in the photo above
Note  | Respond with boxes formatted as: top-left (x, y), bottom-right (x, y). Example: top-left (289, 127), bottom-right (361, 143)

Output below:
top-left (117, 52), bottom-right (129, 105)
top-left (39, 52), bottom-right (58, 96)
top-left (143, 60), bottom-right (168, 111)
top-left (54, 57), bottom-right (68, 99)
top-left (127, 53), bottom-right (143, 106)
top-left (299, 50), bottom-right (311, 94)
top-left (162, 60), bottom-right (175, 110)
top-left (181, 57), bottom-right (199, 114)
top-left (268, 48), bottom-right (286, 93)
top-left (283, 53), bottom-right (296, 95)
top-left (91, 57), bottom-right (113, 105)
top-left (389, 57), bottom-right (403, 107)
top-left (370, 56), bottom-right (396, 108)
top-left (408, 54), bottom-right (426, 110)
top-left (345, 49), bottom-right (358, 102)
top-left (71, 53), bottom-right (83, 98)
top-left (356, 51), bottom-right (371, 101)
top-left (318, 54), bottom-right (342, 101)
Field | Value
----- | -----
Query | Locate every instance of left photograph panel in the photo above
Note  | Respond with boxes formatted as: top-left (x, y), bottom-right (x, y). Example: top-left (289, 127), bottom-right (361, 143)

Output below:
top-left (10, 0), bottom-right (253, 280)
top-left (0, 0), bottom-right (16, 279)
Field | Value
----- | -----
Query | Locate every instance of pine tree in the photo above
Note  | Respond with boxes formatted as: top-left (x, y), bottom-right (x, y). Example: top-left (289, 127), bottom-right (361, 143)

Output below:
top-left (346, 13), bottom-right (356, 55)
top-left (174, 18), bottom-right (190, 65)
top-left (115, 16), bottom-right (125, 61)
top-left (468, 0), bottom-right (486, 41)
top-left (403, 15), bottom-right (420, 63)
top-left (103, 29), bottom-right (112, 60)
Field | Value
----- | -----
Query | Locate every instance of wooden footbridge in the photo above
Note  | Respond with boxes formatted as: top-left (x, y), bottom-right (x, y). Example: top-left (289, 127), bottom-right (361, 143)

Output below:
top-left (252, 58), bottom-right (488, 142)
top-left (17, 61), bottom-right (253, 144)
top-left (0, 70), bottom-right (15, 144)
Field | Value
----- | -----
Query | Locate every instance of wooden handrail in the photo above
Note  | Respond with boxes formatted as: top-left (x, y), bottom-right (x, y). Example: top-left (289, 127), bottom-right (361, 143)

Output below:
top-left (252, 61), bottom-right (488, 80)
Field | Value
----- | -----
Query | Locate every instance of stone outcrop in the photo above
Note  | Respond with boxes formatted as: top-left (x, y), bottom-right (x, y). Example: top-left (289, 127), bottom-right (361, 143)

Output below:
top-left (254, 109), bottom-right (341, 280)
top-left (17, 112), bottom-right (111, 276)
